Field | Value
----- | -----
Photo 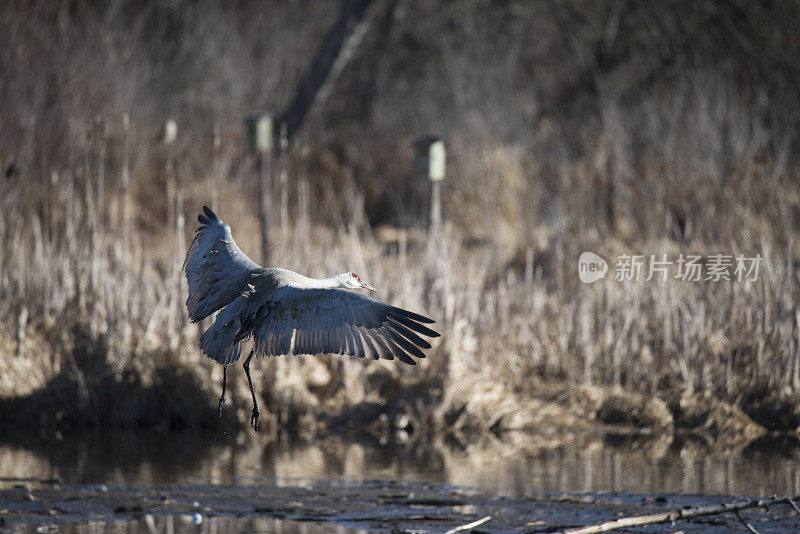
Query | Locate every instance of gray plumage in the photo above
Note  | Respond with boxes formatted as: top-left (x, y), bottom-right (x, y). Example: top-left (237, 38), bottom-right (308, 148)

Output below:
top-left (184, 206), bottom-right (439, 367)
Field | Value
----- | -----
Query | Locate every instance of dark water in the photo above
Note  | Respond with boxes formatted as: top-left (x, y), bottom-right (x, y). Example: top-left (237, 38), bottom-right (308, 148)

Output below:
top-left (4, 515), bottom-right (369, 533)
top-left (2, 428), bottom-right (800, 497)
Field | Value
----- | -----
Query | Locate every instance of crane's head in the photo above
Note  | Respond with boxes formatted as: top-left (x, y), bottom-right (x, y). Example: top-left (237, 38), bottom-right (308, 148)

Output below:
top-left (336, 272), bottom-right (377, 292)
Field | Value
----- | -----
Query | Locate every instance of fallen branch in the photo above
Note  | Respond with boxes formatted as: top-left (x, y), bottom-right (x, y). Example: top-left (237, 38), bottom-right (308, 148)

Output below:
top-left (561, 494), bottom-right (800, 534)
top-left (788, 497), bottom-right (800, 516)
top-left (444, 515), bottom-right (492, 534)
top-left (735, 509), bottom-right (760, 534)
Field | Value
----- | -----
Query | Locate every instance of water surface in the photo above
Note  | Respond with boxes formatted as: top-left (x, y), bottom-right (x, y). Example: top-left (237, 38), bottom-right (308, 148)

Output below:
top-left (2, 428), bottom-right (799, 497)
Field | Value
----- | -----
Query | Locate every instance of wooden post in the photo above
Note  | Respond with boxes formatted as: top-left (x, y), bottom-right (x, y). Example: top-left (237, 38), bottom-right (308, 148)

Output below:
top-left (245, 112), bottom-right (273, 266)
top-left (297, 144), bottom-right (310, 272)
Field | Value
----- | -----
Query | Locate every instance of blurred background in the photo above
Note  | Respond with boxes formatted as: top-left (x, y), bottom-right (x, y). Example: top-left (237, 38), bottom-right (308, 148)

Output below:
top-left (2, 0), bottom-right (800, 489)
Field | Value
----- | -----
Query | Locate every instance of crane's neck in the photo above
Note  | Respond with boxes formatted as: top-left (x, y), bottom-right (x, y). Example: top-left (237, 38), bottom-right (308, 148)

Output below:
top-left (283, 271), bottom-right (345, 289)
top-left (312, 275), bottom-right (344, 289)
top-left (269, 268), bottom-right (350, 290)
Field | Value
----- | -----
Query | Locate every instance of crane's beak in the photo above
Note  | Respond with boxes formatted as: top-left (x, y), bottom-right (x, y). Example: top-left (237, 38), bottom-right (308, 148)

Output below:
top-left (361, 282), bottom-right (377, 292)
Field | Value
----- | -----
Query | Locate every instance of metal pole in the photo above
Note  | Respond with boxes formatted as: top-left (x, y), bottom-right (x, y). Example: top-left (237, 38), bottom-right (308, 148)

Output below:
top-left (430, 180), bottom-right (441, 232)
top-left (246, 112), bottom-right (274, 265)
top-left (259, 152), bottom-right (272, 266)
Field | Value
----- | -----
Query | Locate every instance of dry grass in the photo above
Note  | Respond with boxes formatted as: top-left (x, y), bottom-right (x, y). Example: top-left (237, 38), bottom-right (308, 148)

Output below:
top-left (1, 140), bottom-right (798, 437)
top-left (1, 0), bottom-right (800, 438)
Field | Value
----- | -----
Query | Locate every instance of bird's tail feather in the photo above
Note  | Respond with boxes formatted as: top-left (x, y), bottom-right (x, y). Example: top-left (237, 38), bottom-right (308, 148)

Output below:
top-left (199, 294), bottom-right (251, 365)
top-left (200, 323), bottom-right (242, 365)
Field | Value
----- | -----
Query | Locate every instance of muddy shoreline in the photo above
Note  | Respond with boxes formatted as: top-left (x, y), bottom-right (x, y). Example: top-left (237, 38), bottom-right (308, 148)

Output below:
top-left (2, 480), bottom-right (799, 533)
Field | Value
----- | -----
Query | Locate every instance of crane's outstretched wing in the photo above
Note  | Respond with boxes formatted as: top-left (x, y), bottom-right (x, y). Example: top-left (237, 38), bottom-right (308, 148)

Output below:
top-left (184, 206), bottom-right (261, 322)
top-left (251, 287), bottom-right (439, 365)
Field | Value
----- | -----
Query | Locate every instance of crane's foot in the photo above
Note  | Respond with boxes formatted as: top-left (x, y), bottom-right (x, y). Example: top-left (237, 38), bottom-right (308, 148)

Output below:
top-left (250, 407), bottom-right (260, 432)
top-left (217, 393), bottom-right (226, 418)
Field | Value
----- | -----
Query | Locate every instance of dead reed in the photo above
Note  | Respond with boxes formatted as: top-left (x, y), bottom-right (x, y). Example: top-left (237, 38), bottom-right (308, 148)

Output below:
top-left (0, 112), bottom-right (798, 436)
top-left (1, 0), bottom-right (799, 435)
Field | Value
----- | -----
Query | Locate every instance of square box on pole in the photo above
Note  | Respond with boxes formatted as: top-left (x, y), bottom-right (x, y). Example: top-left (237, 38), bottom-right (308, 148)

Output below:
top-left (414, 136), bottom-right (446, 182)
top-left (245, 112), bottom-right (273, 154)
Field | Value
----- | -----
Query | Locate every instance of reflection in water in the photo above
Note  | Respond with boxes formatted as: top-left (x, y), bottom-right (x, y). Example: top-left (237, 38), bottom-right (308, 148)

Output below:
top-left (2, 429), bottom-right (800, 497)
top-left (3, 515), bottom-right (368, 533)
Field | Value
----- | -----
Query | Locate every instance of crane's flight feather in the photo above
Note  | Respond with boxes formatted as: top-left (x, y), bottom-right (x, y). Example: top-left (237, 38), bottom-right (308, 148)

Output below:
top-left (236, 285), bottom-right (439, 366)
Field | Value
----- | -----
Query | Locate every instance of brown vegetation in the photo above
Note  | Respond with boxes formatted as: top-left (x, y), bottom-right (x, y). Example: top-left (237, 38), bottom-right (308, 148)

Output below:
top-left (1, 0), bottom-right (800, 441)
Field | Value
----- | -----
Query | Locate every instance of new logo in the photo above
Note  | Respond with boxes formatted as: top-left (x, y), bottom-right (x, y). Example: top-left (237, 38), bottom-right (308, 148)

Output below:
top-left (578, 251), bottom-right (608, 283)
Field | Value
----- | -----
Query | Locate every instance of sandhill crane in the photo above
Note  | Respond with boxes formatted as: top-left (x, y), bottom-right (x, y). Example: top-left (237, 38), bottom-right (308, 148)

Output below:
top-left (183, 206), bottom-right (439, 430)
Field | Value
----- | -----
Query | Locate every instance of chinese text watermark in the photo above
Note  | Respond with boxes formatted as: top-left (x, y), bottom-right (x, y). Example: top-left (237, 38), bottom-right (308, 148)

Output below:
top-left (579, 252), bottom-right (762, 284)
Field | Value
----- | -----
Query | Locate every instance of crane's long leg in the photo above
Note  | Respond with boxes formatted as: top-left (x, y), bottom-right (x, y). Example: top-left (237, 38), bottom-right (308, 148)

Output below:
top-left (243, 349), bottom-right (260, 431)
top-left (217, 366), bottom-right (227, 418)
